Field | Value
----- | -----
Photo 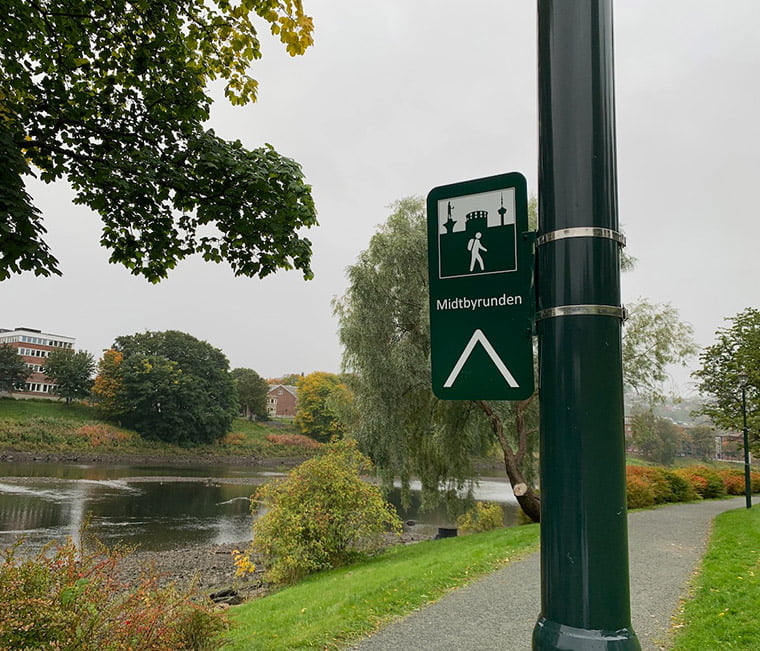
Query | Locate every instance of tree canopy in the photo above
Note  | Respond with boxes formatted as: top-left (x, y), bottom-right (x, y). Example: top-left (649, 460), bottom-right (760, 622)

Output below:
top-left (629, 409), bottom-right (680, 465)
top-left (0, 344), bottom-right (28, 392)
top-left (693, 307), bottom-right (760, 445)
top-left (93, 330), bottom-right (237, 443)
top-left (42, 348), bottom-right (95, 403)
top-left (268, 373), bottom-right (303, 386)
top-left (1, 0), bottom-right (316, 282)
top-left (294, 371), bottom-right (351, 442)
top-left (231, 367), bottom-right (269, 420)
top-left (622, 298), bottom-right (697, 401)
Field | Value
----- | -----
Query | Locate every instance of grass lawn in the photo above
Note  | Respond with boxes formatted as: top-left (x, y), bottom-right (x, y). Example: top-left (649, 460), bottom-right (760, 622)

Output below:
top-left (0, 397), bottom-right (95, 421)
top-left (224, 523), bottom-right (539, 650)
top-left (671, 506), bottom-right (760, 650)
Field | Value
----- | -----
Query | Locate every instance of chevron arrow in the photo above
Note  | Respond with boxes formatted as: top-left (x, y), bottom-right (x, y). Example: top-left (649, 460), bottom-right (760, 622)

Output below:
top-left (443, 329), bottom-right (520, 389)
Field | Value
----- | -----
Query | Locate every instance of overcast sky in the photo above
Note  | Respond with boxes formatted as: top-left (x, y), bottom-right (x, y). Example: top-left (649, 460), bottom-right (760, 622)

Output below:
top-left (2, 1), bottom-right (758, 395)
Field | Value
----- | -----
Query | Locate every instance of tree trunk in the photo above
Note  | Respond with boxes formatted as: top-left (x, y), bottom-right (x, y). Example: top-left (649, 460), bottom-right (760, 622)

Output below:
top-left (476, 400), bottom-right (541, 523)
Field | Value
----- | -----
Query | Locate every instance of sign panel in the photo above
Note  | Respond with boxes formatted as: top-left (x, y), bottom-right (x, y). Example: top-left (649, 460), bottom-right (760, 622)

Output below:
top-left (427, 172), bottom-right (535, 400)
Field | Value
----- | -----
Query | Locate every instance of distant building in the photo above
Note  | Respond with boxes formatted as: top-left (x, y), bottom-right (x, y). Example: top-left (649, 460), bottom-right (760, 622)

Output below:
top-left (0, 327), bottom-right (75, 397)
top-left (623, 416), bottom-right (634, 452)
top-left (266, 384), bottom-right (298, 418)
top-left (715, 432), bottom-right (744, 462)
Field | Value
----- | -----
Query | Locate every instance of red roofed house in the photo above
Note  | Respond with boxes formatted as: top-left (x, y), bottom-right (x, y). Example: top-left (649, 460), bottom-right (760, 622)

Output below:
top-left (266, 384), bottom-right (298, 419)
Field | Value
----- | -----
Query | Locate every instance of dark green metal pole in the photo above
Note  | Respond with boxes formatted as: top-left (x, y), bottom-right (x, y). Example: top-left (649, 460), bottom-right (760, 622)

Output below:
top-left (533, 2), bottom-right (640, 649)
top-left (742, 384), bottom-right (752, 509)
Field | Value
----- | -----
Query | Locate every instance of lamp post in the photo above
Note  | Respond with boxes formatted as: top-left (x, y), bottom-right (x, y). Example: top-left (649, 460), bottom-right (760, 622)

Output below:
top-left (739, 370), bottom-right (751, 509)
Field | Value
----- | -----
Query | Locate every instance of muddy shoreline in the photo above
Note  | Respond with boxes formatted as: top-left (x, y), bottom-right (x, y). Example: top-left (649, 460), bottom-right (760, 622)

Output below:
top-left (116, 532), bottom-right (433, 606)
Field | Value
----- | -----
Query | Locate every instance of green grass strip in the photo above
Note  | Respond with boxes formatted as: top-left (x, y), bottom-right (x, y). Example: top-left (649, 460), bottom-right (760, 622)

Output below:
top-left (224, 523), bottom-right (539, 650)
top-left (672, 507), bottom-right (760, 650)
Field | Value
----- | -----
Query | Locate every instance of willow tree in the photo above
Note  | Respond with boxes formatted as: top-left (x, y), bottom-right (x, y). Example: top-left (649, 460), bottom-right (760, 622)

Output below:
top-left (1, 0), bottom-right (316, 282)
top-left (334, 197), bottom-right (540, 520)
top-left (622, 297), bottom-right (698, 403)
top-left (335, 197), bottom-right (697, 523)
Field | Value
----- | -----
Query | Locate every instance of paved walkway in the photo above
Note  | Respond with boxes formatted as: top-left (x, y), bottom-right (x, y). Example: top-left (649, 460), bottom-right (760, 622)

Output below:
top-left (355, 498), bottom-right (746, 650)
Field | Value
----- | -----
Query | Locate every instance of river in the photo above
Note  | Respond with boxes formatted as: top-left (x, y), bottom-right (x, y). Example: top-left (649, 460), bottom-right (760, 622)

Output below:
top-left (0, 461), bottom-right (520, 552)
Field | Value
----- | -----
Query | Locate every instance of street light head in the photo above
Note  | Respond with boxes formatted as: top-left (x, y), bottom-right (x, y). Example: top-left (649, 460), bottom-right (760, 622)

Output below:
top-left (738, 370), bottom-right (749, 387)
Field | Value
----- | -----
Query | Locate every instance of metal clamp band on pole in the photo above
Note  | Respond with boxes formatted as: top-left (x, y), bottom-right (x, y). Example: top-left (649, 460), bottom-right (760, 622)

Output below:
top-left (535, 304), bottom-right (627, 322)
top-left (535, 227), bottom-right (626, 248)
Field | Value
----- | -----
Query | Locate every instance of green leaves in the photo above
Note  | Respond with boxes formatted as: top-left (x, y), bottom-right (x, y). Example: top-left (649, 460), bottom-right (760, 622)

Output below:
top-left (42, 349), bottom-right (96, 403)
top-left (1, 0), bottom-right (316, 282)
top-left (97, 330), bottom-right (238, 444)
top-left (294, 372), bottom-right (351, 442)
top-left (231, 367), bottom-right (270, 420)
top-left (247, 439), bottom-right (402, 584)
top-left (622, 298), bottom-right (698, 401)
top-left (0, 127), bottom-right (61, 280)
top-left (0, 343), bottom-right (29, 392)
top-left (693, 308), bottom-right (760, 443)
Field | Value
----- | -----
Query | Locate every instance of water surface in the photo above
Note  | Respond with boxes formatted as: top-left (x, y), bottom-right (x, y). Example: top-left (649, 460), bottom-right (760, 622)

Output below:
top-left (0, 461), bottom-right (519, 552)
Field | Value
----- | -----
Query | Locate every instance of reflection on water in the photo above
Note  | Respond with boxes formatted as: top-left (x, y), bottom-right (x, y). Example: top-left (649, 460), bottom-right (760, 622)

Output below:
top-left (0, 462), bottom-right (521, 552)
top-left (0, 461), bottom-right (282, 552)
top-left (386, 478), bottom-right (520, 538)
top-left (0, 477), bottom-right (260, 551)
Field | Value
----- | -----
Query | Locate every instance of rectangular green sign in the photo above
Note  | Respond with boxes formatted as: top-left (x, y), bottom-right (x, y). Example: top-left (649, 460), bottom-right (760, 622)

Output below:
top-left (427, 172), bottom-right (535, 400)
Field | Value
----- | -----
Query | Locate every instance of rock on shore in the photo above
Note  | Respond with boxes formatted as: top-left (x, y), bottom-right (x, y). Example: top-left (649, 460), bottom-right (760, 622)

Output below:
top-left (115, 541), bottom-right (268, 603)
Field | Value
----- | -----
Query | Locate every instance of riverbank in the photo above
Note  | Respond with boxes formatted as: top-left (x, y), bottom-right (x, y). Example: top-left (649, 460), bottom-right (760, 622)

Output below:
top-left (0, 397), bottom-right (319, 464)
top-left (114, 531), bottom-right (435, 607)
top-left (0, 448), bottom-right (307, 468)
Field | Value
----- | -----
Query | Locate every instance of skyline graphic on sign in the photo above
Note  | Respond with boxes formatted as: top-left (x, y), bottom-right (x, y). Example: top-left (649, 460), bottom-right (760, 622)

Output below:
top-left (437, 187), bottom-right (517, 279)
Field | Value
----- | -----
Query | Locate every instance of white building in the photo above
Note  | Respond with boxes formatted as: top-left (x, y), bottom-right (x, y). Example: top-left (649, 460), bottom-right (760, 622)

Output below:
top-left (0, 326), bottom-right (75, 396)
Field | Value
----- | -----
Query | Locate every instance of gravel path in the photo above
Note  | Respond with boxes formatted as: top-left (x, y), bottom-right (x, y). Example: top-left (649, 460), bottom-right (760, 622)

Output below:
top-left (355, 497), bottom-right (746, 650)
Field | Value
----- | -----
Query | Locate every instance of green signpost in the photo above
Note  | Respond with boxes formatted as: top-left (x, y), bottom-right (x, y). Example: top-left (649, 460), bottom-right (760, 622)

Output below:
top-left (427, 172), bottom-right (534, 401)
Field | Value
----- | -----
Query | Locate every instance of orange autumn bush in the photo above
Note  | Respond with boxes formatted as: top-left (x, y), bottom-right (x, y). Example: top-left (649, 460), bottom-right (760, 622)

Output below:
top-left (265, 433), bottom-right (322, 450)
top-left (0, 538), bottom-right (227, 650)
top-left (626, 466), bottom-right (673, 504)
top-left (625, 464), bottom-right (759, 509)
top-left (625, 473), bottom-right (656, 509)
top-left (76, 424), bottom-right (132, 447)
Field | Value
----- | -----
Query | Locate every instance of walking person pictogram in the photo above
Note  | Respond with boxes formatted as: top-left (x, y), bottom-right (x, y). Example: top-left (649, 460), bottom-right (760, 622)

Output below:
top-left (467, 232), bottom-right (487, 271)
top-left (436, 189), bottom-right (517, 279)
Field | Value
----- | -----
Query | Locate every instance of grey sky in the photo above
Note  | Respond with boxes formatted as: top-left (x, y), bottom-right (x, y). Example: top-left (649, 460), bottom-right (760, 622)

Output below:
top-left (2, 1), bottom-right (758, 394)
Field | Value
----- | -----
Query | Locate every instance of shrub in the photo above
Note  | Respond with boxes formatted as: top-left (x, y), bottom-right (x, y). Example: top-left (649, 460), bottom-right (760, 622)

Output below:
top-left (457, 502), bottom-right (504, 533)
top-left (626, 466), bottom-right (674, 504)
top-left (244, 439), bottom-right (402, 584)
top-left (0, 538), bottom-right (227, 650)
top-left (719, 469), bottom-right (746, 495)
top-left (719, 469), bottom-right (760, 495)
top-left (220, 431), bottom-right (246, 446)
top-left (626, 474), bottom-right (656, 509)
top-left (662, 469), bottom-right (699, 502)
top-left (265, 433), bottom-right (322, 450)
top-left (672, 468), bottom-right (705, 498)
top-left (687, 466), bottom-right (727, 499)
top-left (76, 424), bottom-right (132, 447)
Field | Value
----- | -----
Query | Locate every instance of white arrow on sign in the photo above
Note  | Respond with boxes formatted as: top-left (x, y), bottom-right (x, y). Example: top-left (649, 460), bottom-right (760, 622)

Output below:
top-left (443, 329), bottom-right (520, 389)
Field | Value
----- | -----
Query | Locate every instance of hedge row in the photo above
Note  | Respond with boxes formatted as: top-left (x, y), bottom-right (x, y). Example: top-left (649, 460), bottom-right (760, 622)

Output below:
top-left (626, 465), bottom-right (760, 509)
